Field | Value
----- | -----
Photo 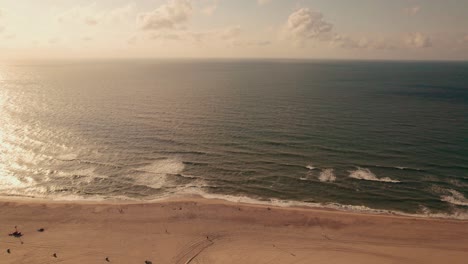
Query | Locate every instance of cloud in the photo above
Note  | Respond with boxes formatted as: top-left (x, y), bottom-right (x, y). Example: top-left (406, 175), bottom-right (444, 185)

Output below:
top-left (231, 40), bottom-right (272, 47)
top-left (257, 0), bottom-right (272, 6)
top-left (49, 38), bottom-right (60, 45)
top-left (144, 25), bottom-right (242, 44)
top-left (4, 33), bottom-right (15, 40)
top-left (200, 0), bottom-right (218, 15)
top-left (284, 8), bottom-right (333, 45)
top-left (220, 26), bottom-right (241, 40)
top-left (404, 32), bottom-right (432, 48)
top-left (404, 6), bottom-right (421, 16)
top-left (256, 40), bottom-right (271, 46)
top-left (282, 7), bottom-right (400, 51)
top-left (150, 32), bottom-right (182, 41)
top-left (330, 35), bottom-right (396, 50)
top-left (127, 36), bottom-right (137, 45)
top-left (105, 4), bottom-right (135, 23)
top-left (57, 3), bottom-right (135, 26)
top-left (57, 3), bottom-right (97, 24)
top-left (137, 0), bottom-right (192, 30)
top-left (85, 16), bottom-right (98, 26)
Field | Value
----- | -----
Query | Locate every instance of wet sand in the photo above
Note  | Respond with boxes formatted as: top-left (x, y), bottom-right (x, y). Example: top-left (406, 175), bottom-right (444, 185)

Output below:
top-left (0, 196), bottom-right (467, 264)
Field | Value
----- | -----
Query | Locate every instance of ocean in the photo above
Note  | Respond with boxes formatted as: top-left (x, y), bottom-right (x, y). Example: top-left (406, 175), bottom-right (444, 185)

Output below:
top-left (0, 59), bottom-right (467, 218)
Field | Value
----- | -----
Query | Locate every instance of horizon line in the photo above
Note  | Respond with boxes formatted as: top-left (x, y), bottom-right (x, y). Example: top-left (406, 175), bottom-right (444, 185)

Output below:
top-left (2, 57), bottom-right (468, 64)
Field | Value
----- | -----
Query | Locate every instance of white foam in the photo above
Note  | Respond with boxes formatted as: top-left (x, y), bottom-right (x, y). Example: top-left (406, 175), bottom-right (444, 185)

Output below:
top-left (133, 158), bottom-right (185, 189)
top-left (57, 154), bottom-right (78, 161)
top-left (306, 164), bottom-right (316, 170)
top-left (137, 158), bottom-right (185, 175)
top-left (55, 168), bottom-right (108, 182)
top-left (318, 169), bottom-right (336, 182)
top-left (441, 190), bottom-right (468, 206)
top-left (0, 174), bottom-right (25, 189)
top-left (349, 168), bottom-right (400, 183)
top-left (395, 166), bottom-right (421, 171)
top-left (169, 188), bottom-right (468, 220)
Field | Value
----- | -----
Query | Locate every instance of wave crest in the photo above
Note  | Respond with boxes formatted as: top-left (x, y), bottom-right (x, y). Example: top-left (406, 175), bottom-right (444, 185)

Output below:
top-left (318, 169), bottom-right (336, 182)
top-left (441, 190), bottom-right (468, 206)
top-left (349, 168), bottom-right (400, 183)
top-left (133, 158), bottom-right (185, 188)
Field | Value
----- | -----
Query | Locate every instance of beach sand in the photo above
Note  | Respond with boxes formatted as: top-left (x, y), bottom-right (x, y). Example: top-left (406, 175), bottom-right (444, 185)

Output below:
top-left (0, 197), bottom-right (467, 264)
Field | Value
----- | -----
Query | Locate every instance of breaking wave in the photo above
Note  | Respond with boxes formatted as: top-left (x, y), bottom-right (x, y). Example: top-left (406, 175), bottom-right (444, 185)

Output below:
top-left (164, 188), bottom-right (468, 220)
top-left (441, 190), bottom-right (468, 206)
top-left (349, 168), bottom-right (400, 183)
top-left (132, 158), bottom-right (185, 189)
top-left (318, 169), bottom-right (336, 182)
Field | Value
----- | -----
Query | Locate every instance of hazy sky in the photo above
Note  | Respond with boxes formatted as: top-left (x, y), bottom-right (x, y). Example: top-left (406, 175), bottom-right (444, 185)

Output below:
top-left (0, 0), bottom-right (467, 60)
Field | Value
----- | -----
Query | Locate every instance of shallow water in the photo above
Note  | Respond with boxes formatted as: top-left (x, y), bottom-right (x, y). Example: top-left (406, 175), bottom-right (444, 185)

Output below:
top-left (0, 59), bottom-right (467, 218)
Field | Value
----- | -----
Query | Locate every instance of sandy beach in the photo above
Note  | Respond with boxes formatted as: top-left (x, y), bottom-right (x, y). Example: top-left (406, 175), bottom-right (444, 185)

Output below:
top-left (0, 197), bottom-right (467, 264)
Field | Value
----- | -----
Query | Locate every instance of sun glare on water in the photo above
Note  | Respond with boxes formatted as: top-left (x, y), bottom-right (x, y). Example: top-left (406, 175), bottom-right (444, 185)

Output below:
top-left (0, 86), bottom-right (25, 190)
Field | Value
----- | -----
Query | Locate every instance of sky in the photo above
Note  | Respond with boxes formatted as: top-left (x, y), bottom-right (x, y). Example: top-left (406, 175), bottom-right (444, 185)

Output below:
top-left (0, 0), bottom-right (467, 60)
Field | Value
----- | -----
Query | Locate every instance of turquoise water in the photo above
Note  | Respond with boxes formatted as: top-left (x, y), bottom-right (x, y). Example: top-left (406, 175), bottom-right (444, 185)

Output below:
top-left (0, 60), bottom-right (467, 217)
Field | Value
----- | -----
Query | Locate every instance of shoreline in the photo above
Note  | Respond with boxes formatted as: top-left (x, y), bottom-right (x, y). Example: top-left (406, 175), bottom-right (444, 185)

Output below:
top-left (0, 196), bottom-right (467, 263)
top-left (0, 193), bottom-right (466, 221)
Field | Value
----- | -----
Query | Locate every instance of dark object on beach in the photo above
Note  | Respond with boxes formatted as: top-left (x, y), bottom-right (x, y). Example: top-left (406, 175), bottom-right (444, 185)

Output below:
top-left (7, 249), bottom-right (11, 254)
top-left (9, 226), bottom-right (23, 238)
top-left (37, 228), bottom-right (45, 232)
top-left (53, 253), bottom-right (57, 258)
top-left (145, 260), bottom-right (152, 264)
top-left (267, 207), bottom-right (271, 211)
top-left (105, 257), bottom-right (110, 262)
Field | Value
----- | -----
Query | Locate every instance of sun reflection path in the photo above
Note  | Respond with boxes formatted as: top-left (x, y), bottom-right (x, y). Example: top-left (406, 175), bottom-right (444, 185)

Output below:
top-left (0, 87), bottom-right (28, 190)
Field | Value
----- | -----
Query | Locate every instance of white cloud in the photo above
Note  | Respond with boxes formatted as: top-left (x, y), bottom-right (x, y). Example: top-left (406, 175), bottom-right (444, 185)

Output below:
top-left (284, 8), bottom-right (333, 45)
top-left (330, 35), bottom-right (396, 50)
top-left (137, 0), bottom-right (192, 30)
top-left (404, 6), bottom-right (421, 16)
top-left (200, 0), bottom-right (218, 16)
top-left (282, 7), bottom-right (402, 51)
top-left (404, 32), bottom-right (432, 48)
